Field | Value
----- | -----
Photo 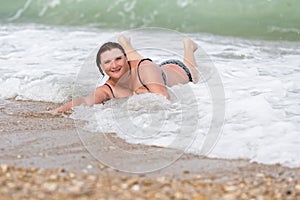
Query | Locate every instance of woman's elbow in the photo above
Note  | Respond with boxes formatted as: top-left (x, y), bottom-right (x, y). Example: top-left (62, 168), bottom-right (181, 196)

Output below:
top-left (153, 88), bottom-right (170, 100)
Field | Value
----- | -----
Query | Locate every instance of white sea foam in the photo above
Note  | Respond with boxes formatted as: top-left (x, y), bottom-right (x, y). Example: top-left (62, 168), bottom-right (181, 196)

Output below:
top-left (1, 24), bottom-right (299, 168)
top-left (0, 24), bottom-right (113, 102)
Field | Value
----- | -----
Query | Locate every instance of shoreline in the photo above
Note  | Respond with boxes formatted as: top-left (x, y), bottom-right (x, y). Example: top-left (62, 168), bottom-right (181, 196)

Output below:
top-left (0, 99), bottom-right (299, 199)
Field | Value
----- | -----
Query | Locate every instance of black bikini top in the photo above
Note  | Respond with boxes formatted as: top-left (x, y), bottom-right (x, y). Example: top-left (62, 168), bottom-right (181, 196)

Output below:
top-left (104, 83), bottom-right (115, 98)
top-left (104, 58), bottom-right (164, 98)
top-left (137, 58), bottom-right (153, 92)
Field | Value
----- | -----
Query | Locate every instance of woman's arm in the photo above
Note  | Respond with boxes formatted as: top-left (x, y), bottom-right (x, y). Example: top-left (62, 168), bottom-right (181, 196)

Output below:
top-left (50, 85), bottom-right (111, 113)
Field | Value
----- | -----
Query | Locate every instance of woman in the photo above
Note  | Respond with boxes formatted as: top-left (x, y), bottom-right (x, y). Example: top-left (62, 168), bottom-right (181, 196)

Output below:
top-left (51, 35), bottom-right (198, 113)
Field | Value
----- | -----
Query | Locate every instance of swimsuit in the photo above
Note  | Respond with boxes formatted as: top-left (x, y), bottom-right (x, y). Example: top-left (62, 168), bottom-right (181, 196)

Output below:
top-left (159, 59), bottom-right (193, 82)
top-left (105, 58), bottom-right (193, 97)
top-left (137, 58), bottom-right (193, 91)
top-left (104, 83), bottom-right (115, 98)
top-left (137, 58), bottom-right (167, 91)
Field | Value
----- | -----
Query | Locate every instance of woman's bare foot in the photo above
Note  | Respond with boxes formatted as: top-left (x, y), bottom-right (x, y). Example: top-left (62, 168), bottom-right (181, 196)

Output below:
top-left (118, 34), bottom-right (144, 60)
top-left (118, 34), bottom-right (131, 46)
top-left (183, 37), bottom-right (199, 83)
top-left (183, 37), bottom-right (198, 52)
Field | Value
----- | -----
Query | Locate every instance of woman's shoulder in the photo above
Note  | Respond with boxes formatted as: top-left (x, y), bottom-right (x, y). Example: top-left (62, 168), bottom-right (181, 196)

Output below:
top-left (94, 82), bottom-right (115, 98)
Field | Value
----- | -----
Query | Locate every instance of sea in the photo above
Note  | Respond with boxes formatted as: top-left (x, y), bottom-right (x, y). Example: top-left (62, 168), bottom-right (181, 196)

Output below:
top-left (0, 0), bottom-right (299, 168)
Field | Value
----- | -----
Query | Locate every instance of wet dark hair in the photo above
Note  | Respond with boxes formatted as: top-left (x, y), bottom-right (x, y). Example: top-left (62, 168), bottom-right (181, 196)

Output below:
top-left (96, 42), bottom-right (127, 76)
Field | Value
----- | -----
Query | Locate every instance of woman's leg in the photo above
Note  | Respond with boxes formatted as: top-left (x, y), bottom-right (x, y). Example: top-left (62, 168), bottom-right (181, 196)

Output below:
top-left (118, 35), bottom-right (143, 61)
top-left (183, 37), bottom-right (199, 82)
top-left (162, 38), bottom-right (199, 86)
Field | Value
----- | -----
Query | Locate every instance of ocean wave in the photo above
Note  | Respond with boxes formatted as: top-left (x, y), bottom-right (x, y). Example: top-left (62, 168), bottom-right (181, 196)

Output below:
top-left (1, 0), bottom-right (300, 40)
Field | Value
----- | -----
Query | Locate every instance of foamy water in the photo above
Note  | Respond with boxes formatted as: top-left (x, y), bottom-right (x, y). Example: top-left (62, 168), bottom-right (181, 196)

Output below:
top-left (1, 24), bottom-right (299, 168)
top-left (0, 24), bottom-right (113, 102)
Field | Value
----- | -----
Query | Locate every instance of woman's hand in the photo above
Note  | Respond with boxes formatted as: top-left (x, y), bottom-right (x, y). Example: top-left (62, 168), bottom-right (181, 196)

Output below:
top-left (47, 84), bottom-right (112, 113)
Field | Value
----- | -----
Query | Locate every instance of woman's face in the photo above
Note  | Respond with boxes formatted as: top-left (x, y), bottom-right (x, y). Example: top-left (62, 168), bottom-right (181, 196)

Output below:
top-left (100, 48), bottom-right (129, 80)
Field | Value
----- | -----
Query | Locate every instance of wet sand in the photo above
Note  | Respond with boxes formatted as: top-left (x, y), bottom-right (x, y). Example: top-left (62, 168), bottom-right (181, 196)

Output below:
top-left (0, 99), bottom-right (299, 199)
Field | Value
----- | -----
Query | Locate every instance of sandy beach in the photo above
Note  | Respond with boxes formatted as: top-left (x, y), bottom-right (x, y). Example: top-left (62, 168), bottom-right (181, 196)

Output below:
top-left (0, 99), bottom-right (299, 199)
top-left (1, 0), bottom-right (300, 199)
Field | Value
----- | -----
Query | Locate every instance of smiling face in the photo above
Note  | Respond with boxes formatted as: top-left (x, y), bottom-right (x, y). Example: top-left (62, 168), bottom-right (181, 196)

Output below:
top-left (100, 48), bottom-right (130, 80)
